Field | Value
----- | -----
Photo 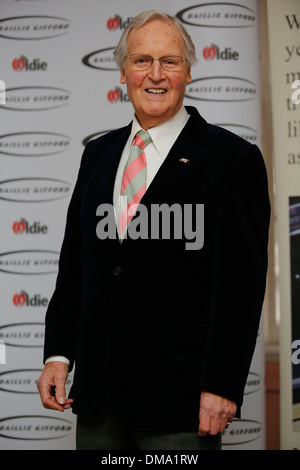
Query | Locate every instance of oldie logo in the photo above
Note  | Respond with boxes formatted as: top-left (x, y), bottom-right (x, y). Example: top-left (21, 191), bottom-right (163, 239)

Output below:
top-left (82, 47), bottom-right (118, 71)
top-left (12, 218), bottom-right (48, 235)
top-left (106, 15), bottom-right (133, 31)
top-left (0, 250), bottom-right (59, 275)
top-left (203, 44), bottom-right (239, 61)
top-left (0, 132), bottom-right (71, 157)
top-left (107, 87), bottom-right (130, 103)
top-left (12, 291), bottom-right (48, 308)
top-left (185, 77), bottom-right (256, 102)
top-left (0, 415), bottom-right (75, 440)
top-left (12, 56), bottom-right (47, 72)
top-left (3, 87), bottom-right (71, 111)
top-left (0, 323), bottom-right (44, 347)
top-left (176, 3), bottom-right (256, 28)
top-left (0, 178), bottom-right (72, 203)
top-left (0, 16), bottom-right (71, 40)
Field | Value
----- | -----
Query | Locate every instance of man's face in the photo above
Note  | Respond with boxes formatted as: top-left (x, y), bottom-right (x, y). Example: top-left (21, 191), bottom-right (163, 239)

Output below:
top-left (120, 20), bottom-right (192, 130)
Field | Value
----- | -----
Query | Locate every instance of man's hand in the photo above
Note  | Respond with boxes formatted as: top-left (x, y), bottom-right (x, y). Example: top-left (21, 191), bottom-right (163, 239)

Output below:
top-left (37, 361), bottom-right (73, 412)
top-left (198, 391), bottom-right (237, 436)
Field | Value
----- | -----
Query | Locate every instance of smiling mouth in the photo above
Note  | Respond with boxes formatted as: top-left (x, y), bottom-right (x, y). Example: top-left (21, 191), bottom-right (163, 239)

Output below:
top-left (146, 88), bottom-right (167, 94)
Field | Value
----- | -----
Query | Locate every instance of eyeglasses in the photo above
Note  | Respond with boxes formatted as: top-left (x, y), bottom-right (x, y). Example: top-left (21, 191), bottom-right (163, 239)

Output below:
top-left (125, 54), bottom-right (188, 71)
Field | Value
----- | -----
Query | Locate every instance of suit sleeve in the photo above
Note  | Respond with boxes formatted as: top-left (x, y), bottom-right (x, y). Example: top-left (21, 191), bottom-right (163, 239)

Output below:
top-left (43, 144), bottom-right (91, 371)
top-left (200, 144), bottom-right (270, 413)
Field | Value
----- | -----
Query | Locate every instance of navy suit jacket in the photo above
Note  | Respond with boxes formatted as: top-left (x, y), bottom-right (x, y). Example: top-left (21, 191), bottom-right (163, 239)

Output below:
top-left (44, 106), bottom-right (270, 432)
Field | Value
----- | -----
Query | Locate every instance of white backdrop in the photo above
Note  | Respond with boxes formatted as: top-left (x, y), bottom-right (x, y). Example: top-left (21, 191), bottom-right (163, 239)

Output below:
top-left (0, 0), bottom-right (265, 450)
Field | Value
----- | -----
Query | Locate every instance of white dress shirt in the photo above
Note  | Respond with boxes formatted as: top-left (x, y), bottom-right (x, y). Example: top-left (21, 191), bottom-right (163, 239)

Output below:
top-left (45, 106), bottom-right (189, 366)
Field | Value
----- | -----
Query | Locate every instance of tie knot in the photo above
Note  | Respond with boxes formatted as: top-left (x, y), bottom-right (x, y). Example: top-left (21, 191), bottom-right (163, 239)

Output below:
top-left (134, 130), bottom-right (152, 149)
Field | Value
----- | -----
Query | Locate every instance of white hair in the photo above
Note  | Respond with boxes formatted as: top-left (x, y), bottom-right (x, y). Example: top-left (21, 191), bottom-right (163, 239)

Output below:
top-left (113, 10), bottom-right (197, 68)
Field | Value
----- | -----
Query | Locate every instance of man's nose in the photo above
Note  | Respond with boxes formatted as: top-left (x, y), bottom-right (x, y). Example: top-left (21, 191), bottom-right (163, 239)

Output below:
top-left (148, 59), bottom-right (166, 80)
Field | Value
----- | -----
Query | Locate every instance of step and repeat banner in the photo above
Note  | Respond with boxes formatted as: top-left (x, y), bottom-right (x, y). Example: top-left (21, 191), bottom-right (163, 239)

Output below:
top-left (0, 0), bottom-right (265, 450)
top-left (267, 0), bottom-right (300, 450)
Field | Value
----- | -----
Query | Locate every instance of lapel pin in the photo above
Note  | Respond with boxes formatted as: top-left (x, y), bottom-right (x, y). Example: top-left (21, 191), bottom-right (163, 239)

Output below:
top-left (179, 158), bottom-right (189, 163)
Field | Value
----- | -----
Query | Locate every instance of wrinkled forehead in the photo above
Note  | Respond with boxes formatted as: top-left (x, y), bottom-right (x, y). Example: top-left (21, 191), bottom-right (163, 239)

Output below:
top-left (126, 20), bottom-right (185, 54)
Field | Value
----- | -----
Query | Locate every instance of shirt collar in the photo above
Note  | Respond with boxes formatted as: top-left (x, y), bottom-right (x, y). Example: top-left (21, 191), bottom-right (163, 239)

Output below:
top-left (129, 106), bottom-right (189, 156)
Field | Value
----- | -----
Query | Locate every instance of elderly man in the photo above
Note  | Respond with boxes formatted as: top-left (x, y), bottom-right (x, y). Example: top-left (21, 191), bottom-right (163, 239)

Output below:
top-left (37, 10), bottom-right (270, 450)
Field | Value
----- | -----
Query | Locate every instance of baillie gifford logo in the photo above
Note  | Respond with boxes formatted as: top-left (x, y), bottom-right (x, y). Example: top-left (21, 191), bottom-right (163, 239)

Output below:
top-left (12, 219), bottom-right (48, 235)
top-left (176, 3), bottom-right (256, 28)
top-left (107, 87), bottom-right (130, 103)
top-left (12, 56), bottom-right (47, 72)
top-left (0, 16), bottom-right (71, 40)
top-left (203, 44), bottom-right (239, 61)
top-left (106, 15), bottom-right (133, 31)
top-left (0, 415), bottom-right (74, 440)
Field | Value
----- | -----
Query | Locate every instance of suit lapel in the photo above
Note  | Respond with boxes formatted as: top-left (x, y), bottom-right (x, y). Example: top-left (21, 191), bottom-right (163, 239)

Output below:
top-left (100, 107), bottom-right (208, 243)
top-left (100, 106), bottom-right (208, 207)
top-left (141, 106), bottom-right (208, 207)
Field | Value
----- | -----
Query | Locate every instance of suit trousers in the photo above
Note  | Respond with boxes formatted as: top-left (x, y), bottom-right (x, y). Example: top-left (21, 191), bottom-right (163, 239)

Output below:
top-left (75, 405), bottom-right (222, 451)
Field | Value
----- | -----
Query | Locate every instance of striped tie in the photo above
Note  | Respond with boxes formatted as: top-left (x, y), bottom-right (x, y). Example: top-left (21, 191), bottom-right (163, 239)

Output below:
top-left (119, 130), bottom-right (151, 239)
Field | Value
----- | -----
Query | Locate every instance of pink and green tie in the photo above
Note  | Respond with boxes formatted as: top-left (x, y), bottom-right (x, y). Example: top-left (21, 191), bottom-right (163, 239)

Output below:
top-left (119, 130), bottom-right (152, 239)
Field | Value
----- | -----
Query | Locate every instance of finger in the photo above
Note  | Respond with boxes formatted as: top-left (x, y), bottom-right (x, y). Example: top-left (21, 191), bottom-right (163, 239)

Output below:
top-left (53, 381), bottom-right (66, 405)
top-left (46, 396), bottom-right (73, 411)
top-left (39, 382), bottom-right (66, 411)
top-left (62, 398), bottom-right (74, 410)
top-left (48, 366), bottom-right (68, 405)
top-left (208, 416), bottom-right (222, 435)
top-left (40, 384), bottom-right (66, 411)
top-left (224, 416), bottom-right (234, 430)
top-left (198, 415), bottom-right (210, 436)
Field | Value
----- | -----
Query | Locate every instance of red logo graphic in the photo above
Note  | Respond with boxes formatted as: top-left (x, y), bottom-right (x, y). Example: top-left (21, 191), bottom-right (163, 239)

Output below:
top-left (203, 47), bottom-right (217, 60)
top-left (12, 56), bottom-right (47, 71)
top-left (12, 56), bottom-right (26, 71)
top-left (107, 16), bottom-right (120, 31)
top-left (202, 45), bottom-right (239, 61)
top-left (12, 291), bottom-right (48, 307)
top-left (106, 15), bottom-right (132, 31)
top-left (13, 292), bottom-right (26, 306)
top-left (12, 219), bottom-right (48, 234)
top-left (107, 87), bottom-right (129, 103)
top-left (12, 219), bottom-right (26, 234)
top-left (107, 89), bottom-right (120, 103)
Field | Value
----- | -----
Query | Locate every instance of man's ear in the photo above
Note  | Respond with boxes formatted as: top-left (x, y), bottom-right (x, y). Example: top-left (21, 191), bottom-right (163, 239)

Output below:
top-left (186, 68), bottom-right (192, 84)
top-left (120, 67), bottom-right (126, 84)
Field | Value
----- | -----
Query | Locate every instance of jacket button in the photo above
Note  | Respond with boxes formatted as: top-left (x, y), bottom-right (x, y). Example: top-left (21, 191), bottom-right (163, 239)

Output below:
top-left (113, 266), bottom-right (122, 276)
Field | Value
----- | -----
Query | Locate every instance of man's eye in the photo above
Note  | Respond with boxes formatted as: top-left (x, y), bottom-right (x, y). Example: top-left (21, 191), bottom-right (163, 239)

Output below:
top-left (134, 56), bottom-right (150, 65)
top-left (163, 58), bottom-right (179, 66)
